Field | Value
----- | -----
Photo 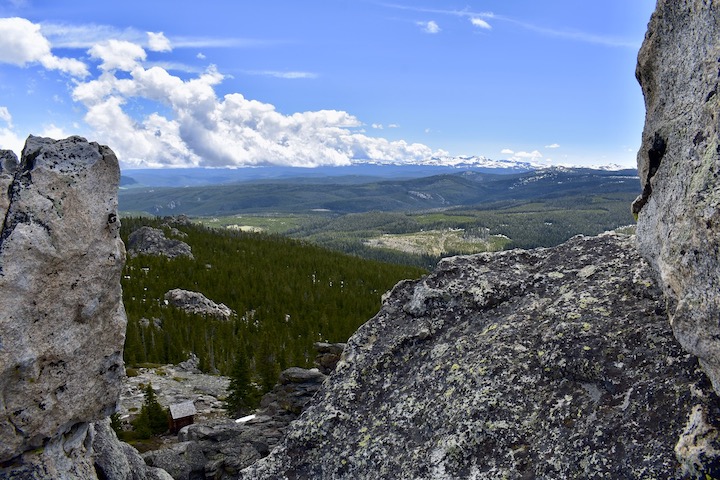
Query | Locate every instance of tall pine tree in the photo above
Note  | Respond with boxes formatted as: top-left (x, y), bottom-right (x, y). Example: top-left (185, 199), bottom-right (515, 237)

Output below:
top-left (225, 350), bottom-right (258, 416)
top-left (133, 383), bottom-right (168, 437)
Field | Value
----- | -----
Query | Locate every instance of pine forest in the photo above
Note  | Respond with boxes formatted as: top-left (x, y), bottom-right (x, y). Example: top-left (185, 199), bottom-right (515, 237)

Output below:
top-left (120, 217), bottom-right (426, 395)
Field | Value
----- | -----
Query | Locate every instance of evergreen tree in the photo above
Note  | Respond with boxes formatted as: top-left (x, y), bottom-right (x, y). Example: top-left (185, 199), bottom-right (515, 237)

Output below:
top-left (257, 341), bottom-right (281, 393)
top-left (225, 350), bottom-right (257, 415)
top-left (131, 410), bottom-right (152, 439)
top-left (109, 412), bottom-right (123, 436)
top-left (133, 383), bottom-right (168, 436)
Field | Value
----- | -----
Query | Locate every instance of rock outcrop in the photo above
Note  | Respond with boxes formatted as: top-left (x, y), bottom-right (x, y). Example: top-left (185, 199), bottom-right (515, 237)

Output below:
top-left (119, 360), bottom-right (230, 423)
top-left (241, 234), bottom-right (720, 479)
top-left (259, 367), bottom-right (326, 417)
top-left (127, 225), bottom-right (193, 259)
top-left (0, 136), bottom-right (125, 461)
top-left (632, 1), bottom-right (720, 395)
top-left (0, 136), bottom-right (169, 479)
top-left (164, 288), bottom-right (234, 320)
top-left (142, 366), bottom-right (327, 479)
top-left (314, 342), bottom-right (345, 375)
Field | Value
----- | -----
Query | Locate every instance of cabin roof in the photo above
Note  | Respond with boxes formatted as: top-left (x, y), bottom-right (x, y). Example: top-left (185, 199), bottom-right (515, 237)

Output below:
top-left (169, 400), bottom-right (197, 419)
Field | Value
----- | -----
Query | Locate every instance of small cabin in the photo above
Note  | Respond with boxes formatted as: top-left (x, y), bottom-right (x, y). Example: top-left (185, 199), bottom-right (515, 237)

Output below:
top-left (169, 401), bottom-right (197, 433)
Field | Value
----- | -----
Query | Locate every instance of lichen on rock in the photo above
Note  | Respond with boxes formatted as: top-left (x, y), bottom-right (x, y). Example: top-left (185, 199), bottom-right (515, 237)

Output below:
top-left (241, 234), bottom-right (720, 479)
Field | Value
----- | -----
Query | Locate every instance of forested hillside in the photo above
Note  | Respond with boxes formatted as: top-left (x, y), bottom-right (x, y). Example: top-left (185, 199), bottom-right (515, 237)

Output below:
top-left (120, 217), bottom-right (426, 394)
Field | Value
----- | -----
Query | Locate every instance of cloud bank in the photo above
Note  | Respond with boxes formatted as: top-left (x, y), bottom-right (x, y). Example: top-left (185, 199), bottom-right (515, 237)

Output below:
top-left (500, 148), bottom-right (546, 164)
top-left (0, 18), bottom-right (445, 168)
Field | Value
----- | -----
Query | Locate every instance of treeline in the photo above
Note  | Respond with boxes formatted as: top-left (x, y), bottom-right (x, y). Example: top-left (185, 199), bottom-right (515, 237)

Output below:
top-left (120, 217), bottom-right (426, 393)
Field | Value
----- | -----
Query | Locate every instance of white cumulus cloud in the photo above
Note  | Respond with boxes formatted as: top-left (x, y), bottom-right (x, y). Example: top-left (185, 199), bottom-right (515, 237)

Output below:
top-left (0, 19), bottom-right (445, 169)
top-left (147, 31), bottom-right (172, 52)
top-left (0, 107), bottom-right (23, 154)
top-left (0, 17), bottom-right (88, 77)
top-left (0, 127), bottom-right (24, 156)
top-left (419, 20), bottom-right (441, 34)
top-left (545, 143), bottom-right (560, 149)
top-left (514, 150), bottom-right (543, 160)
top-left (88, 39), bottom-right (147, 71)
top-left (470, 18), bottom-right (492, 30)
top-left (501, 148), bottom-right (545, 164)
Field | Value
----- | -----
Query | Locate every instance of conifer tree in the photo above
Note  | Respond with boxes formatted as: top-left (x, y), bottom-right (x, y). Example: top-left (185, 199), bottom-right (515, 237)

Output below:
top-left (133, 383), bottom-right (168, 436)
top-left (225, 350), bottom-right (257, 415)
top-left (257, 341), bottom-right (281, 393)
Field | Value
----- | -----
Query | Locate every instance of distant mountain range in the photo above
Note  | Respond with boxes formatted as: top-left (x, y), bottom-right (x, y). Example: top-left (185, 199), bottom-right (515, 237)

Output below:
top-left (120, 158), bottom-right (633, 189)
top-left (119, 166), bottom-right (640, 217)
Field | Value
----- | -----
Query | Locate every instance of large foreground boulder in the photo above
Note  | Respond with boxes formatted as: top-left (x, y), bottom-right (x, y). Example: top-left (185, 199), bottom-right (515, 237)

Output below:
top-left (0, 136), bottom-right (169, 479)
top-left (0, 136), bottom-right (126, 461)
top-left (632, 1), bottom-right (720, 392)
top-left (242, 234), bottom-right (720, 479)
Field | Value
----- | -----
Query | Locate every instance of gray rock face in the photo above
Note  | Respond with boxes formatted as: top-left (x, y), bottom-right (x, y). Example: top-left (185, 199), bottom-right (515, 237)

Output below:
top-left (127, 225), bottom-right (193, 259)
top-left (2, 422), bottom-right (99, 479)
top-left (0, 136), bottom-right (126, 463)
top-left (0, 149), bottom-right (19, 216)
top-left (632, 1), bottom-right (720, 393)
top-left (164, 288), bottom-right (234, 319)
top-left (241, 234), bottom-right (720, 479)
top-left (0, 136), bottom-right (171, 479)
top-left (0, 418), bottom-right (173, 480)
top-left (259, 367), bottom-right (326, 417)
top-left (92, 419), bottom-right (173, 480)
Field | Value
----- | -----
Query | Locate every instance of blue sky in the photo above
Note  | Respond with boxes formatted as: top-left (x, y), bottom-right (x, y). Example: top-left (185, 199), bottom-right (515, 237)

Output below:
top-left (0, 0), bottom-right (656, 169)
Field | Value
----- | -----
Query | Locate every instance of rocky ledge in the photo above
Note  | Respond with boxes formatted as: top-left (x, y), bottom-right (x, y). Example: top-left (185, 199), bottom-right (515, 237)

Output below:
top-left (242, 233), bottom-right (720, 479)
top-left (118, 356), bottom-right (230, 425)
